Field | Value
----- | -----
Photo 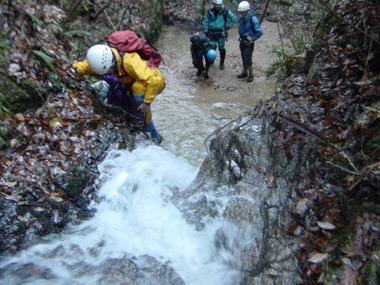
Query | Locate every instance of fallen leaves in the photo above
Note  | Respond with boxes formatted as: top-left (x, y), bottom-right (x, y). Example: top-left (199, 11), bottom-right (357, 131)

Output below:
top-left (317, 221), bottom-right (336, 230)
top-left (0, 90), bottom-right (102, 204)
top-left (272, 1), bottom-right (380, 283)
top-left (308, 253), bottom-right (328, 264)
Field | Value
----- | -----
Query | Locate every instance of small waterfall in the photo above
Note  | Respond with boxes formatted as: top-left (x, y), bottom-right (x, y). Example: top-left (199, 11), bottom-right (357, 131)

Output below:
top-left (0, 145), bottom-right (241, 284)
top-left (0, 21), bottom-right (279, 284)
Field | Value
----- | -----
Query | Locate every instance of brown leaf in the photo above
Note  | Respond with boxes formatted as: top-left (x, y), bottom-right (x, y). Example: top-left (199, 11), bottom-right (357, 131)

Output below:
top-left (323, 115), bottom-right (336, 126)
top-left (310, 263), bottom-right (323, 274)
top-left (354, 71), bottom-right (369, 86)
top-left (313, 237), bottom-right (326, 251)
top-left (286, 221), bottom-right (299, 235)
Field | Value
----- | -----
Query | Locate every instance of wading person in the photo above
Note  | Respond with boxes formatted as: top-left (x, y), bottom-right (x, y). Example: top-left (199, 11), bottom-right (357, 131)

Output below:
top-left (190, 31), bottom-right (217, 79)
top-left (203, 0), bottom-right (236, 70)
top-left (68, 44), bottom-right (165, 143)
top-left (237, 1), bottom-right (263, 82)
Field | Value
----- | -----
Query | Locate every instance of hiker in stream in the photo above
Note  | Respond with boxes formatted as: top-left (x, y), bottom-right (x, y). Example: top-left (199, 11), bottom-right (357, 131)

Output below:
top-left (190, 32), bottom-right (217, 79)
top-left (236, 1), bottom-right (263, 82)
top-left (68, 44), bottom-right (165, 144)
top-left (203, 0), bottom-right (236, 70)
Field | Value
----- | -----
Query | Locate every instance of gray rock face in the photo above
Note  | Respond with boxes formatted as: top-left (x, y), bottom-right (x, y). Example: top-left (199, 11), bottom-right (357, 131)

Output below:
top-left (172, 111), bottom-right (318, 284)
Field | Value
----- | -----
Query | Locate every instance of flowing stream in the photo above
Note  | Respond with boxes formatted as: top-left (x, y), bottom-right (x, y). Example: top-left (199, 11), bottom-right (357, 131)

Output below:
top-left (0, 22), bottom-right (277, 284)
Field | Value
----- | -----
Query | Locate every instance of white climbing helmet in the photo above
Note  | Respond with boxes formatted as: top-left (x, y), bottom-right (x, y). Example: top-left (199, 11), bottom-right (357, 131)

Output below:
top-left (86, 44), bottom-right (114, 75)
top-left (213, 0), bottom-right (223, 5)
top-left (238, 1), bottom-right (250, 12)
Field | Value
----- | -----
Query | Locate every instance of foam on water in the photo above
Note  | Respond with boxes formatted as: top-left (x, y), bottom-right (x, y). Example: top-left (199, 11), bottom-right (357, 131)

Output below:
top-left (0, 145), bottom-right (241, 285)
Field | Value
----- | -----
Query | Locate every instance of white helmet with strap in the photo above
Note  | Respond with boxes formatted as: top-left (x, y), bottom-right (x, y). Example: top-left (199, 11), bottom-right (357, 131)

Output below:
top-left (238, 1), bottom-right (250, 11)
top-left (213, 0), bottom-right (223, 5)
top-left (86, 44), bottom-right (114, 75)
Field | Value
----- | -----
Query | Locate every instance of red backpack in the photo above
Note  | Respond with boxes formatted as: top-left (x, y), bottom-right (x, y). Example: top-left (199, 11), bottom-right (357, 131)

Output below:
top-left (107, 30), bottom-right (162, 69)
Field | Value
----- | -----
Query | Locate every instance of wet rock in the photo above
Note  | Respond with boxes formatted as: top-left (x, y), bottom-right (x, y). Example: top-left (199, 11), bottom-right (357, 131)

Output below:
top-left (97, 256), bottom-right (185, 285)
top-left (171, 113), bottom-right (318, 284)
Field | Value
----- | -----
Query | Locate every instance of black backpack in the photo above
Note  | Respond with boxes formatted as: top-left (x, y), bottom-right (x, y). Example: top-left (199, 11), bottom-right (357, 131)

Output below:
top-left (190, 32), bottom-right (210, 49)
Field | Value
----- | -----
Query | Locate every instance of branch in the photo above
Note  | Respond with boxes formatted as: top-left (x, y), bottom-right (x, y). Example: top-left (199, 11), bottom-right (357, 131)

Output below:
top-left (259, 0), bottom-right (270, 25)
top-left (116, 5), bottom-right (130, 30)
top-left (277, 113), bottom-right (359, 174)
top-left (348, 162), bottom-right (380, 191)
top-left (104, 6), bottom-right (116, 32)
top-left (315, 34), bottom-right (355, 87)
top-left (314, 1), bottom-right (380, 45)
top-left (93, 2), bottom-right (110, 22)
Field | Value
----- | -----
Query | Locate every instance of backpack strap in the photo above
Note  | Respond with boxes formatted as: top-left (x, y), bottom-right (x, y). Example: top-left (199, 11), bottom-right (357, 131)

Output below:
top-left (117, 51), bottom-right (129, 77)
top-left (222, 7), bottom-right (229, 30)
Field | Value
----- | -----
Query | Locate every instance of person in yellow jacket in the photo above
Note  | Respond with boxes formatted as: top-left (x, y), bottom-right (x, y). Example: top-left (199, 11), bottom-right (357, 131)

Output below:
top-left (69, 44), bottom-right (165, 143)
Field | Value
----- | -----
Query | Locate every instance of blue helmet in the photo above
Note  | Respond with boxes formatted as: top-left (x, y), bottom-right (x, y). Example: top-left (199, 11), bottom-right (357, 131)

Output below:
top-left (206, 49), bottom-right (217, 62)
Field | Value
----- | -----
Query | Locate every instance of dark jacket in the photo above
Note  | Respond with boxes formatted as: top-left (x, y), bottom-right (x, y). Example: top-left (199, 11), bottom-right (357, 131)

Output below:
top-left (190, 32), bottom-right (217, 70)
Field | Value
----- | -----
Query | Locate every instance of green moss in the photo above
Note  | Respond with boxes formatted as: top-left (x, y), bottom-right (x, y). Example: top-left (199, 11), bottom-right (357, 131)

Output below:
top-left (358, 246), bottom-right (380, 285)
top-left (369, 136), bottom-right (380, 150)
top-left (329, 227), bottom-right (352, 252)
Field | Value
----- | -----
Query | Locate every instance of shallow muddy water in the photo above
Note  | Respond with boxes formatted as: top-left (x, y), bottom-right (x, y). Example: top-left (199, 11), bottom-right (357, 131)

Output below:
top-left (152, 22), bottom-right (279, 166)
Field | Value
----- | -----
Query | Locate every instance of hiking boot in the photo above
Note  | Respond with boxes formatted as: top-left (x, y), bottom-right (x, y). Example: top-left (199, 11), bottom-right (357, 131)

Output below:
top-left (247, 75), bottom-right (253, 82)
top-left (152, 135), bottom-right (163, 145)
top-left (237, 73), bottom-right (248, 78)
top-left (204, 73), bottom-right (209, 80)
top-left (196, 69), bottom-right (202, 76)
top-left (130, 118), bottom-right (144, 129)
top-left (219, 63), bottom-right (225, 70)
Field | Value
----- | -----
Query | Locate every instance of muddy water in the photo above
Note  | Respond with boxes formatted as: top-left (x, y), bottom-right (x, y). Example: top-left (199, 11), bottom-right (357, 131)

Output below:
top-left (152, 22), bottom-right (278, 167)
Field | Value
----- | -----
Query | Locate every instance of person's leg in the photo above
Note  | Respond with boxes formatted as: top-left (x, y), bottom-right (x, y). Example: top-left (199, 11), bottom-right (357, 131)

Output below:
top-left (192, 48), bottom-right (204, 76)
top-left (131, 74), bottom-right (164, 140)
top-left (237, 42), bottom-right (248, 78)
top-left (245, 43), bottom-right (255, 82)
top-left (145, 121), bottom-right (162, 143)
top-left (218, 37), bottom-right (226, 70)
top-left (247, 66), bottom-right (253, 82)
top-left (131, 92), bottom-right (145, 128)
top-left (204, 59), bottom-right (213, 79)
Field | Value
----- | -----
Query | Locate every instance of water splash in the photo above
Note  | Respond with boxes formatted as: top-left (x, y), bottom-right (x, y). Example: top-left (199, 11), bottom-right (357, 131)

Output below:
top-left (0, 145), bottom-right (240, 285)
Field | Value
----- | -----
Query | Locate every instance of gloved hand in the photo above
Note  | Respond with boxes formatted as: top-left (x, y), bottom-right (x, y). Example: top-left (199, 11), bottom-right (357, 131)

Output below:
top-left (137, 103), bottom-right (150, 114)
top-left (67, 67), bottom-right (77, 77)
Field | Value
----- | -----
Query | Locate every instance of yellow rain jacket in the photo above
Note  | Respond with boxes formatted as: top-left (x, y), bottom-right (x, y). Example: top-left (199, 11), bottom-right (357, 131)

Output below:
top-left (72, 48), bottom-right (165, 104)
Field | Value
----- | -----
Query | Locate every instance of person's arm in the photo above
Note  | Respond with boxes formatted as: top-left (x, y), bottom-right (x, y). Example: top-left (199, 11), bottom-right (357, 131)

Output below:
top-left (102, 75), bottom-right (120, 85)
top-left (227, 10), bottom-right (236, 29)
top-left (72, 59), bottom-right (95, 76)
top-left (204, 11), bottom-right (210, 34)
top-left (251, 16), bottom-right (263, 41)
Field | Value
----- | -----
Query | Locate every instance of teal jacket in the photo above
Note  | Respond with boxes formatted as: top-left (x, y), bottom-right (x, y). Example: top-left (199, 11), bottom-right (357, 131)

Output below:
top-left (204, 5), bottom-right (236, 32)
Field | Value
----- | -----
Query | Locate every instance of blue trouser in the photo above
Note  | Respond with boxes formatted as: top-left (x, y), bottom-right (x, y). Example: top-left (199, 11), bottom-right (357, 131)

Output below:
top-left (132, 93), bottom-right (161, 140)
